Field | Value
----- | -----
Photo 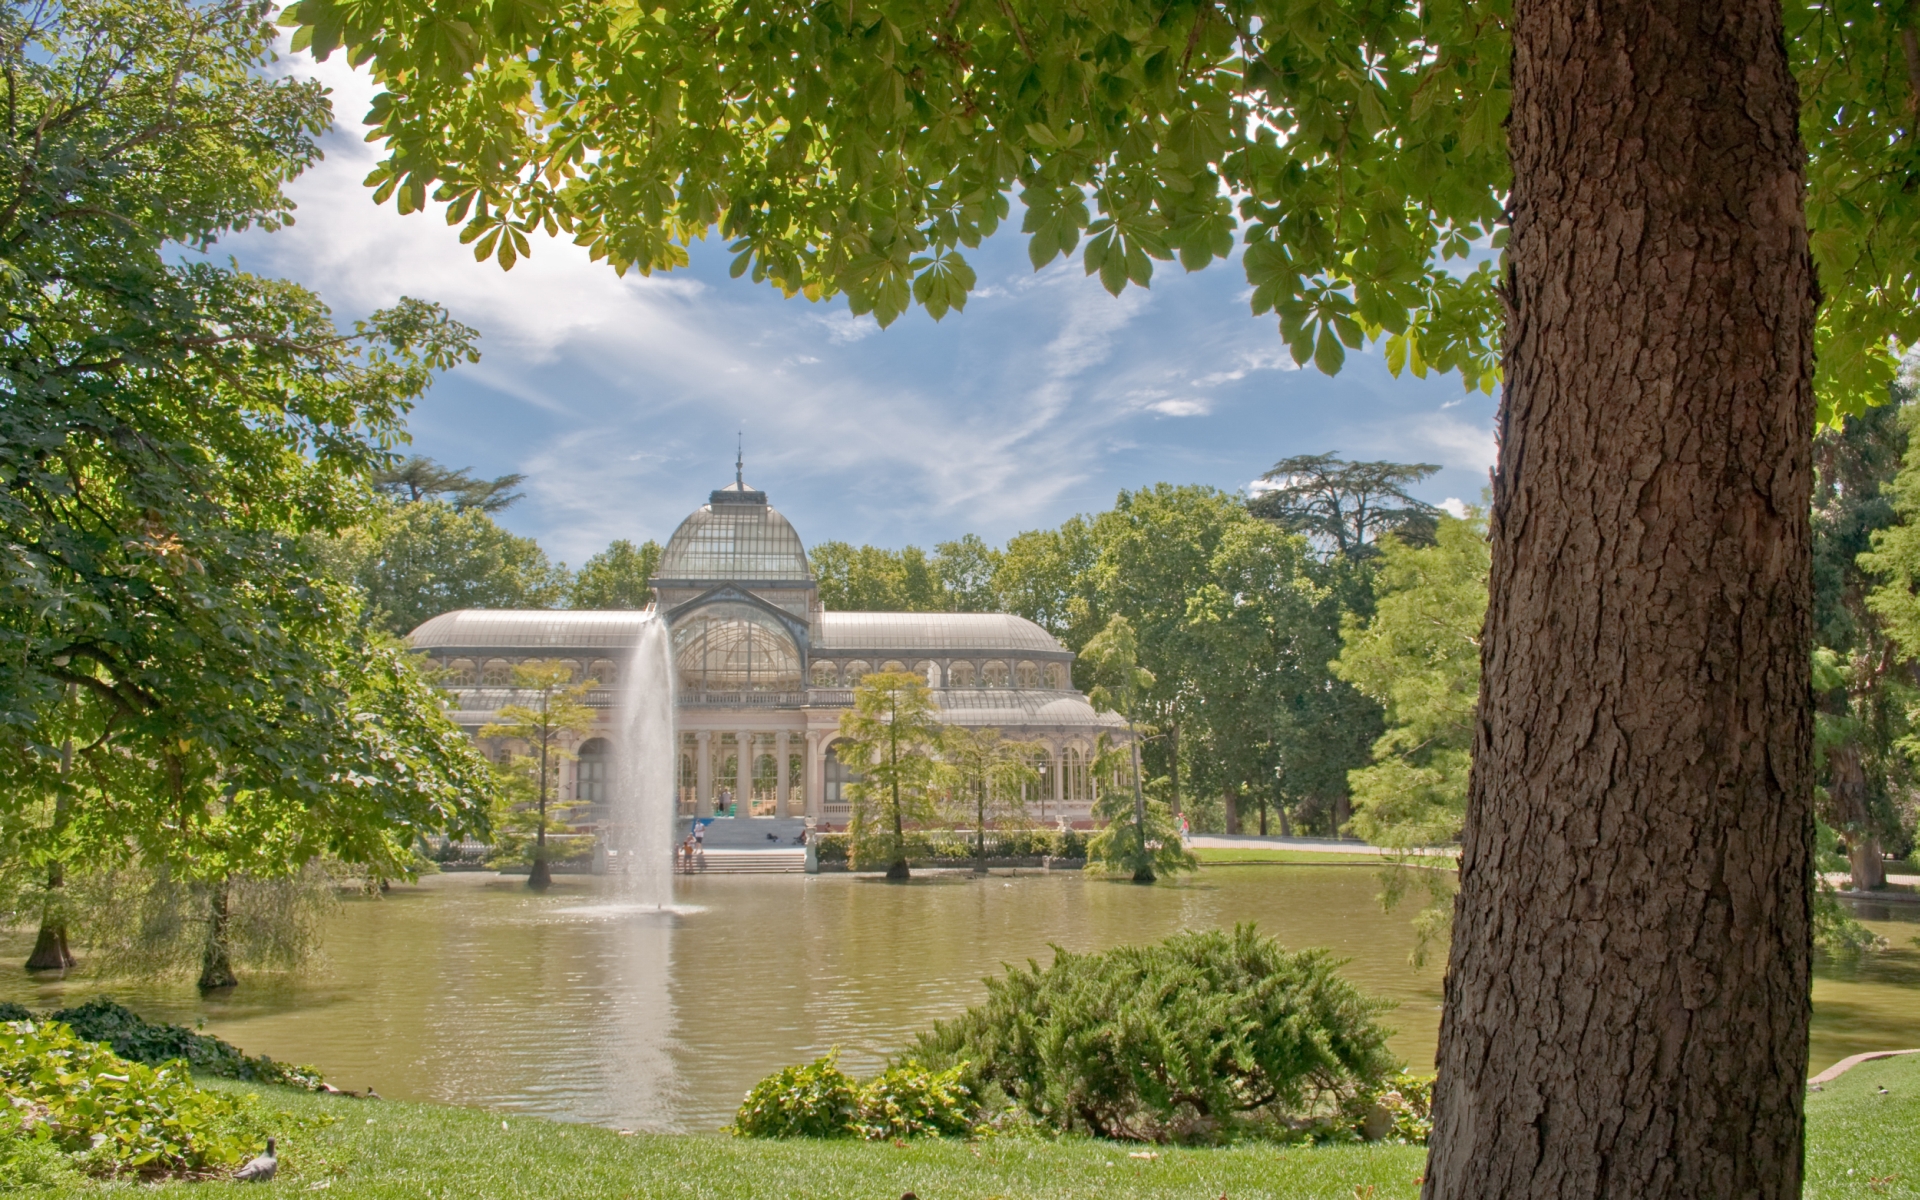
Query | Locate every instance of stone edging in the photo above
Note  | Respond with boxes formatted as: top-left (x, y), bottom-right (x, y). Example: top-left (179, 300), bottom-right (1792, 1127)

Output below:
top-left (1808, 1048), bottom-right (1920, 1087)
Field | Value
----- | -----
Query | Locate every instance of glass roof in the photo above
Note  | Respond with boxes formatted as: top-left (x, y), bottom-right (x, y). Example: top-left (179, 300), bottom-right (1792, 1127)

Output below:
top-left (813, 613), bottom-right (1065, 655)
top-left (407, 609), bottom-right (657, 648)
top-left (657, 483), bottom-right (812, 582)
top-left (933, 689), bottom-right (1127, 729)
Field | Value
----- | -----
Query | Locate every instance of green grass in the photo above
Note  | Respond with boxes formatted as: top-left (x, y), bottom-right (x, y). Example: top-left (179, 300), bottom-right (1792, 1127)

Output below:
top-left (12, 1055), bottom-right (1918, 1198)
top-left (1806, 1054), bottom-right (1920, 1198)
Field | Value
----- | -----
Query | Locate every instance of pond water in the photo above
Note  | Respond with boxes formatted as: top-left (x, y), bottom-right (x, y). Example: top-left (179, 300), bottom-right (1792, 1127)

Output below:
top-left (1, 866), bottom-right (1915, 1134)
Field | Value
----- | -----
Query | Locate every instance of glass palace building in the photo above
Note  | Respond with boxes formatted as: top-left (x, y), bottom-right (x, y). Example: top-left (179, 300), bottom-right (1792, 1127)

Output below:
top-left (407, 473), bottom-right (1124, 829)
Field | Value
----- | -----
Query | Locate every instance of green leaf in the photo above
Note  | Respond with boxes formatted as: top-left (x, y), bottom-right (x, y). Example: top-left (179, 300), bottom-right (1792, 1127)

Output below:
top-left (1313, 323), bottom-right (1346, 374)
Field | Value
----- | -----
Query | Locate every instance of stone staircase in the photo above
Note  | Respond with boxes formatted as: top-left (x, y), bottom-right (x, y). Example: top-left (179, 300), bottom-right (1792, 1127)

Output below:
top-left (682, 848), bottom-right (807, 875)
top-left (678, 817), bottom-right (810, 874)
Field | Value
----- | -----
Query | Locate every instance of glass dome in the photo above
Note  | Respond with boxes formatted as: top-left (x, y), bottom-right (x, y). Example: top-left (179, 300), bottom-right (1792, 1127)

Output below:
top-left (656, 482), bottom-right (812, 582)
top-left (672, 601), bottom-right (803, 694)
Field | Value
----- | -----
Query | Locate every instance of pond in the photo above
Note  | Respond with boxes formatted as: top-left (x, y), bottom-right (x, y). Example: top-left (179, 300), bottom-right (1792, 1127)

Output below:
top-left (1, 867), bottom-right (1916, 1134)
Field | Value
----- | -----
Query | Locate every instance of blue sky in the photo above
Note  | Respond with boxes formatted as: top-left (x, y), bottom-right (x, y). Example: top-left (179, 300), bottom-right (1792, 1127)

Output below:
top-left (219, 51), bottom-right (1498, 568)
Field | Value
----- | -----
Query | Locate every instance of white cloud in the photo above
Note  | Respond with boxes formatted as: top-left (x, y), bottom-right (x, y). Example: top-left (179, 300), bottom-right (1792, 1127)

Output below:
top-left (1439, 497), bottom-right (1470, 518)
top-left (220, 43), bottom-right (1489, 561)
top-left (1148, 398), bottom-right (1211, 417)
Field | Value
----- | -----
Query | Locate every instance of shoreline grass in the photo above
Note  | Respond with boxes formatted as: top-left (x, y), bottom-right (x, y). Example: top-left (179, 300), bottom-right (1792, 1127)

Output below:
top-left (12, 1055), bottom-right (1915, 1197)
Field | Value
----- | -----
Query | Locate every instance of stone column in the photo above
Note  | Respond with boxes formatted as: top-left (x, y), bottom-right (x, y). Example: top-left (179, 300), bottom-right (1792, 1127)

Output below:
top-left (805, 731), bottom-right (824, 824)
top-left (775, 731), bottom-right (790, 817)
top-left (694, 731), bottom-right (712, 814)
top-left (1052, 740), bottom-right (1065, 818)
top-left (736, 730), bottom-right (752, 815)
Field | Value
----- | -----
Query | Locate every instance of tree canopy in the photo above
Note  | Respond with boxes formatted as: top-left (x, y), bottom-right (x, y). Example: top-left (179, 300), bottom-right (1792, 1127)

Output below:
top-left (288, 0), bottom-right (1920, 423)
top-left (570, 538), bottom-right (662, 609)
top-left (322, 500), bottom-right (570, 635)
top-left (373, 454), bottom-right (526, 512)
top-left (0, 0), bottom-right (493, 913)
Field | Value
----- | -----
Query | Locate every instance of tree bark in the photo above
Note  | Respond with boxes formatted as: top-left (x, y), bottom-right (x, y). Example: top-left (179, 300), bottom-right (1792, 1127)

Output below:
top-left (26, 732), bottom-right (75, 972)
top-left (1424, 2), bottom-right (1816, 1197)
top-left (1826, 742), bottom-right (1887, 890)
top-left (1224, 786), bottom-right (1239, 835)
top-left (197, 878), bottom-right (238, 991)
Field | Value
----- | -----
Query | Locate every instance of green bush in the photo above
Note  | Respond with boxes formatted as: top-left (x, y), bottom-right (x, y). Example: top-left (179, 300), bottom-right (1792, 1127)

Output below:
top-left (814, 828), bottom-right (1088, 868)
top-left (0, 1019), bottom-right (274, 1178)
top-left (733, 1055), bottom-right (974, 1140)
top-left (0, 1002), bottom-right (31, 1022)
top-left (911, 925), bottom-right (1398, 1143)
top-left (731, 1053), bottom-right (862, 1138)
top-left (50, 997), bottom-right (325, 1089)
top-left (853, 1062), bottom-right (974, 1140)
top-left (1353, 1070), bottom-right (1434, 1144)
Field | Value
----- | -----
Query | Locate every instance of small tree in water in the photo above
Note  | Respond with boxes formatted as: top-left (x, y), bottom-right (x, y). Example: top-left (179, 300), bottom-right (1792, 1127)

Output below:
top-left (938, 727), bottom-right (1040, 873)
top-left (480, 661), bottom-right (597, 890)
top-left (1081, 617), bottom-right (1193, 883)
top-left (838, 672), bottom-right (943, 881)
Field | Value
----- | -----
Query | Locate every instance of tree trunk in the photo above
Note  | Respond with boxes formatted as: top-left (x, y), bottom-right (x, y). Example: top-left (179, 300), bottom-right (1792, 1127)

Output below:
top-left (24, 858), bottom-right (74, 972)
top-left (1168, 720), bottom-right (1181, 817)
top-left (975, 785), bottom-right (988, 875)
top-left (197, 878), bottom-right (238, 992)
top-left (1224, 786), bottom-right (1239, 835)
top-left (1277, 801), bottom-right (1292, 838)
top-left (26, 733), bottom-right (75, 972)
top-left (1425, 3), bottom-right (1816, 1197)
top-left (1826, 742), bottom-right (1887, 891)
top-left (888, 778), bottom-right (910, 880)
top-left (529, 784), bottom-right (553, 890)
top-left (1257, 797), bottom-right (1268, 837)
top-left (1128, 720), bottom-right (1153, 883)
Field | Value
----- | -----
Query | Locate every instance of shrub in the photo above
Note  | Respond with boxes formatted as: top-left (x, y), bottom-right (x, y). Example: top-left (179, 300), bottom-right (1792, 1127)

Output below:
top-left (0, 1019), bottom-right (272, 1178)
top-left (731, 1053), bottom-right (861, 1138)
top-left (733, 1055), bottom-right (975, 1140)
top-left (1352, 1070), bottom-right (1434, 1144)
top-left (814, 828), bottom-right (1088, 868)
top-left (0, 1002), bottom-right (31, 1022)
top-left (911, 925), bottom-right (1398, 1143)
top-left (51, 997), bottom-right (325, 1089)
top-left (853, 1062), bottom-right (974, 1140)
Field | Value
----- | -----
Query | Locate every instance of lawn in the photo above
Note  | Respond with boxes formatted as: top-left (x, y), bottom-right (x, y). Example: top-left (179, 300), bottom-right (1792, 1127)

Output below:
top-left (8, 1055), bottom-right (1914, 1198)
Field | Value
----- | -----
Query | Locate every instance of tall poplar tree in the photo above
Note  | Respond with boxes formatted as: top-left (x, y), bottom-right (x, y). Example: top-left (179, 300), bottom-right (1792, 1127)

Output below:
top-left (286, 0), bottom-right (1912, 1190)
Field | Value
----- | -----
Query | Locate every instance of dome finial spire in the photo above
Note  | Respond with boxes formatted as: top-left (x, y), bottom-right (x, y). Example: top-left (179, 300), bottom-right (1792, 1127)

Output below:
top-left (735, 431), bottom-right (743, 487)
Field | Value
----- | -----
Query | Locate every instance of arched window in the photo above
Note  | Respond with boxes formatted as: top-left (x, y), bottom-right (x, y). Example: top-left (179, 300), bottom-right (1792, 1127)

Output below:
top-left (753, 751), bottom-right (778, 815)
top-left (1065, 746), bottom-right (1090, 801)
top-left (1027, 749), bottom-right (1054, 814)
top-left (445, 658), bottom-right (476, 685)
top-left (915, 660), bottom-right (940, 687)
top-left (482, 658), bottom-right (513, 686)
top-left (947, 661), bottom-right (975, 688)
top-left (824, 743), bottom-right (860, 809)
top-left (671, 601), bottom-right (803, 694)
top-left (577, 737), bottom-right (612, 805)
top-left (589, 659), bottom-right (618, 685)
top-left (844, 660), bottom-right (871, 686)
top-left (1044, 662), bottom-right (1067, 690)
top-left (983, 660), bottom-right (1010, 688)
top-left (1015, 661), bottom-right (1039, 689)
top-left (810, 660), bottom-right (839, 687)
top-left (880, 659), bottom-right (907, 674)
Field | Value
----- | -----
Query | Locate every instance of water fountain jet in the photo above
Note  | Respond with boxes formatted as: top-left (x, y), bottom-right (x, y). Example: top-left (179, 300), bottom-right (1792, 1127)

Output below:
top-left (608, 612), bottom-right (677, 908)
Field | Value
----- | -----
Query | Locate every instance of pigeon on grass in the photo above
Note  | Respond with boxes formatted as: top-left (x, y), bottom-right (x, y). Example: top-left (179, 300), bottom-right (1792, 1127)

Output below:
top-left (234, 1137), bottom-right (277, 1182)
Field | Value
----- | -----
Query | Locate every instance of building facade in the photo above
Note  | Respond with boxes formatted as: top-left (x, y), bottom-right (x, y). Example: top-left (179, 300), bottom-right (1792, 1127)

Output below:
top-left (407, 473), bottom-right (1126, 829)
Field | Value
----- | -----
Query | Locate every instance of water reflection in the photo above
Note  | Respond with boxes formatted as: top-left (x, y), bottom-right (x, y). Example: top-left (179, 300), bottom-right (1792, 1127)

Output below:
top-left (1, 869), bottom-right (1915, 1133)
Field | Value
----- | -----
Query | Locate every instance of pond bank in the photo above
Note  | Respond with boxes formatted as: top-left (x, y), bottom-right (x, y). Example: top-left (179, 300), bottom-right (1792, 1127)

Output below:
top-left (19, 1058), bottom-right (1920, 1199)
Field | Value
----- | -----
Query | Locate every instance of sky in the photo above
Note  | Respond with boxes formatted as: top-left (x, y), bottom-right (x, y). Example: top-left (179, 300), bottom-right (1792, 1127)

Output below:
top-left (216, 48), bottom-right (1500, 568)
